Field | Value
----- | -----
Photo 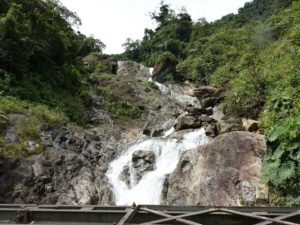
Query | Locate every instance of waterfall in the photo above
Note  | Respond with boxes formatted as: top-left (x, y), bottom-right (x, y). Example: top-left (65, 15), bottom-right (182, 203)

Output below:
top-left (106, 70), bottom-right (208, 205)
top-left (106, 128), bottom-right (209, 205)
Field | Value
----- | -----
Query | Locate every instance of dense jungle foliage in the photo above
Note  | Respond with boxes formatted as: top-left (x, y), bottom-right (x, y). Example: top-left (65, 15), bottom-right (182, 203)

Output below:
top-left (123, 0), bottom-right (300, 205)
top-left (0, 0), bottom-right (105, 124)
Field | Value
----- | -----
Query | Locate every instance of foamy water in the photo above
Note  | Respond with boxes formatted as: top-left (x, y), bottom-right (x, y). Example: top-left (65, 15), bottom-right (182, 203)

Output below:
top-left (106, 128), bottom-right (209, 205)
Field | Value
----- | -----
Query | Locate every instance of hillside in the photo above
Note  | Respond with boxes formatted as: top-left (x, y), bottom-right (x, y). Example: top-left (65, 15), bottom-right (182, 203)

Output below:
top-left (122, 0), bottom-right (300, 205)
top-left (0, 0), bottom-right (299, 206)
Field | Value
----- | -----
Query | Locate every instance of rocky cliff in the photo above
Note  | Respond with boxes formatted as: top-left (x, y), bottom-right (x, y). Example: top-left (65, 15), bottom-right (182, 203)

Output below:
top-left (0, 61), bottom-right (267, 206)
top-left (164, 131), bottom-right (266, 206)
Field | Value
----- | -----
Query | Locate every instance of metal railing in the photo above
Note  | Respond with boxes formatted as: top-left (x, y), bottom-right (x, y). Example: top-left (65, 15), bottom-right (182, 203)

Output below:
top-left (0, 204), bottom-right (299, 225)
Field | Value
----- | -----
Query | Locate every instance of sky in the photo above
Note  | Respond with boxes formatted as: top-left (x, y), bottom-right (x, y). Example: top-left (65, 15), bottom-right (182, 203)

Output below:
top-left (60, 0), bottom-right (252, 54)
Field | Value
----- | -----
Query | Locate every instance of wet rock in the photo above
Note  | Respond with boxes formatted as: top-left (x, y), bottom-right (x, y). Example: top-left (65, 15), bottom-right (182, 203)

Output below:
top-left (119, 165), bottom-right (131, 187)
top-left (131, 150), bottom-right (156, 183)
top-left (242, 118), bottom-right (261, 132)
top-left (164, 131), bottom-right (266, 206)
top-left (132, 150), bottom-right (155, 164)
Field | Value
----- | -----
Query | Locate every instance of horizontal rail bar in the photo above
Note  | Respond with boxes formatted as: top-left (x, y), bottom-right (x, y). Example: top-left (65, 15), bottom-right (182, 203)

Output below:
top-left (0, 205), bottom-right (299, 225)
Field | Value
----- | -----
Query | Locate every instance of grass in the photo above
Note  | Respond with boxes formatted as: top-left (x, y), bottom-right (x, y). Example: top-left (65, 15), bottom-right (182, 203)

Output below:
top-left (0, 96), bottom-right (67, 157)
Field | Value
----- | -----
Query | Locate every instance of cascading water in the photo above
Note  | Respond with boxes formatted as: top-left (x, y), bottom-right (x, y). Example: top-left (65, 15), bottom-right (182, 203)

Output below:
top-left (106, 70), bottom-right (209, 205)
top-left (106, 128), bottom-right (209, 205)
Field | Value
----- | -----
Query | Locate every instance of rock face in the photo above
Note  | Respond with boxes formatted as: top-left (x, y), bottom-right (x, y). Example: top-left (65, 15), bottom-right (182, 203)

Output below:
top-left (0, 126), bottom-right (120, 205)
top-left (117, 61), bottom-right (151, 81)
top-left (164, 131), bottom-right (266, 206)
top-left (0, 61), bottom-right (268, 207)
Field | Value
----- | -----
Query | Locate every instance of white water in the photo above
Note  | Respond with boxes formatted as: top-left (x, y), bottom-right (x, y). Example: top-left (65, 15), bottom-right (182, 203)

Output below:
top-left (106, 128), bottom-right (209, 205)
top-left (154, 81), bottom-right (171, 95)
top-left (106, 68), bottom-right (207, 205)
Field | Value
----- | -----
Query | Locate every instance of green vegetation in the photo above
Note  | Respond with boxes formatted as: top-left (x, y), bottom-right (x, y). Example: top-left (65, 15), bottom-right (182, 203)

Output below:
top-left (97, 86), bottom-right (142, 120)
top-left (0, 96), bottom-right (67, 157)
top-left (0, 0), bottom-right (299, 205)
top-left (93, 73), bottom-right (144, 124)
top-left (123, 0), bottom-right (300, 205)
top-left (122, 1), bottom-right (192, 82)
top-left (0, 0), bottom-right (105, 125)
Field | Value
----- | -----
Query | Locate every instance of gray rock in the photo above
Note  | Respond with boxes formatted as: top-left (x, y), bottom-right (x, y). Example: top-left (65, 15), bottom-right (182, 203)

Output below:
top-left (198, 115), bottom-right (216, 123)
top-left (174, 114), bottom-right (216, 131)
top-left (132, 150), bottom-right (155, 164)
top-left (164, 131), bottom-right (266, 206)
top-left (174, 115), bottom-right (202, 131)
top-left (131, 150), bottom-right (156, 183)
top-left (0, 125), bottom-right (119, 205)
top-left (219, 117), bottom-right (244, 134)
top-left (117, 61), bottom-right (151, 81)
top-left (119, 165), bottom-right (131, 187)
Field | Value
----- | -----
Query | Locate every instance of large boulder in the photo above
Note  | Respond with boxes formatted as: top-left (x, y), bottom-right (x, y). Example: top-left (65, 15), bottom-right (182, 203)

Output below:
top-left (164, 131), bottom-right (266, 206)
top-left (174, 115), bottom-right (202, 131)
top-left (117, 61), bottom-right (151, 81)
top-left (174, 114), bottom-right (216, 131)
top-left (218, 117), bottom-right (244, 134)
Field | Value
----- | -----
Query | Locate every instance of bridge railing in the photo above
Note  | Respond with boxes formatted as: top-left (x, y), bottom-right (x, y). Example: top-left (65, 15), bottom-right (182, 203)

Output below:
top-left (0, 204), bottom-right (299, 225)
